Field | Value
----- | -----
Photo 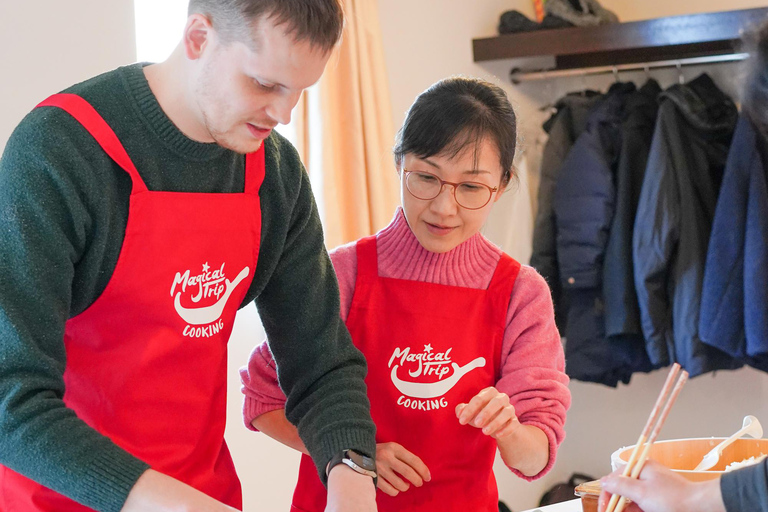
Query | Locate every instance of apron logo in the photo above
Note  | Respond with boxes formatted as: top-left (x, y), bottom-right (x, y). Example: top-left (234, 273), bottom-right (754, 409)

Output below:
top-left (388, 344), bottom-right (485, 411)
top-left (169, 262), bottom-right (250, 337)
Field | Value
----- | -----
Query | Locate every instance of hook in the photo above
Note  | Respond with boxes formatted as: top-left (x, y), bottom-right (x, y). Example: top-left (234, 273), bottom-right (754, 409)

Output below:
top-left (580, 71), bottom-right (588, 96)
top-left (676, 61), bottom-right (685, 85)
top-left (644, 65), bottom-right (651, 80)
top-left (612, 66), bottom-right (619, 83)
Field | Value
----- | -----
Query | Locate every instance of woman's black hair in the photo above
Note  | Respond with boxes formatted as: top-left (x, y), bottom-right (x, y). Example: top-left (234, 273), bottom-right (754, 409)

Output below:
top-left (742, 19), bottom-right (768, 140)
top-left (393, 76), bottom-right (517, 187)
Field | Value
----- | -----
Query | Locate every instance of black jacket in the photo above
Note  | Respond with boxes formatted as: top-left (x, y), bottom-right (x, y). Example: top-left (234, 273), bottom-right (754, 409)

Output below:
top-left (633, 73), bottom-right (741, 377)
top-left (554, 82), bottom-right (652, 386)
top-left (603, 80), bottom-right (661, 339)
top-left (531, 91), bottom-right (601, 329)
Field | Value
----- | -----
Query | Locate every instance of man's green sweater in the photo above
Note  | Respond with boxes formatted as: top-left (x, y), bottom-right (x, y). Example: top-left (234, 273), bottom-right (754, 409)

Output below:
top-left (0, 64), bottom-right (375, 511)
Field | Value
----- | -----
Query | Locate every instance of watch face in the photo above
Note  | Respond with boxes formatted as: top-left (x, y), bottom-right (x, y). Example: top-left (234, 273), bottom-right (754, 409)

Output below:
top-left (347, 449), bottom-right (377, 472)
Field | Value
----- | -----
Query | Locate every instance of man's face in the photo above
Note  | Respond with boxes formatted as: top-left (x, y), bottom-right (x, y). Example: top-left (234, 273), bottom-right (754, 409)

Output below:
top-left (191, 17), bottom-right (331, 154)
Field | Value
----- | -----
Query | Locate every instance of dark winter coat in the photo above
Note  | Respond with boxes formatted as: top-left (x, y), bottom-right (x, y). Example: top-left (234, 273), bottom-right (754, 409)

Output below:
top-left (700, 115), bottom-right (768, 370)
top-left (554, 82), bottom-right (652, 386)
top-left (603, 80), bottom-right (661, 339)
top-left (531, 91), bottom-right (602, 329)
top-left (633, 73), bottom-right (741, 377)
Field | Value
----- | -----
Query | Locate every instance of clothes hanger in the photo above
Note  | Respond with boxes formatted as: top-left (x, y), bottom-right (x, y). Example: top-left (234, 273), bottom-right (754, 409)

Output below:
top-left (676, 61), bottom-right (685, 85)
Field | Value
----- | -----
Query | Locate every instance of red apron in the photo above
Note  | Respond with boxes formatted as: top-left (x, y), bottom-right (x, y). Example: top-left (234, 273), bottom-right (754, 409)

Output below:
top-left (0, 93), bottom-right (264, 511)
top-left (291, 236), bottom-right (520, 512)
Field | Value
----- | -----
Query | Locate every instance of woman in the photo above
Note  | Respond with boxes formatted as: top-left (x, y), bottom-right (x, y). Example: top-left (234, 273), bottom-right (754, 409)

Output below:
top-left (241, 76), bottom-right (571, 511)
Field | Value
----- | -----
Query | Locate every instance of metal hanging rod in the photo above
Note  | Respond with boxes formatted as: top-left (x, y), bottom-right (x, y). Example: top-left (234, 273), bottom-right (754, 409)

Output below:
top-left (509, 53), bottom-right (749, 84)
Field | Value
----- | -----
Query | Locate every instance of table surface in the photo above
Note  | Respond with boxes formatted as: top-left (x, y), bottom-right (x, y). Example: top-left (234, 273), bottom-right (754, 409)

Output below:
top-left (521, 498), bottom-right (583, 512)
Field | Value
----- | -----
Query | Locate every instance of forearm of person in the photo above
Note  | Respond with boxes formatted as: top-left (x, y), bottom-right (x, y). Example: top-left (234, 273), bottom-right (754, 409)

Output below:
top-left (121, 470), bottom-right (238, 512)
top-left (496, 267), bottom-right (570, 480)
top-left (251, 409), bottom-right (308, 455)
top-left (0, 121), bottom-right (150, 512)
top-left (497, 424), bottom-right (549, 477)
top-left (254, 157), bottom-right (375, 484)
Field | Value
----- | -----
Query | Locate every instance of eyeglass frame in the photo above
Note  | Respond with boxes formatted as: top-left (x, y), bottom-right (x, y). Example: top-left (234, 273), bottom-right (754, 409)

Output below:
top-left (402, 168), bottom-right (500, 210)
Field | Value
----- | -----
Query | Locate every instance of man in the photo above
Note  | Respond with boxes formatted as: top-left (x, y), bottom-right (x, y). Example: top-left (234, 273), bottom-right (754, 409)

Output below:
top-left (0, 1), bottom-right (377, 511)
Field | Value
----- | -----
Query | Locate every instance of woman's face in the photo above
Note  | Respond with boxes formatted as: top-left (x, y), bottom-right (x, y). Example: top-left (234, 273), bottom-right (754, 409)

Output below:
top-left (400, 138), bottom-right (506, 254)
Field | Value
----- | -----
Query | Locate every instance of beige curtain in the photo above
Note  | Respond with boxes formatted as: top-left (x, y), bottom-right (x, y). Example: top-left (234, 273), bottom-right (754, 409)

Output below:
top-left (296, 0), bottom-right (400, 249)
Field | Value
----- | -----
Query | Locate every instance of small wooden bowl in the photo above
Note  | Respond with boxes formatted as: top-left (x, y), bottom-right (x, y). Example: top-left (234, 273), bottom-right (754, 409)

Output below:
top-left (611, 437), bottom-right (768, 481)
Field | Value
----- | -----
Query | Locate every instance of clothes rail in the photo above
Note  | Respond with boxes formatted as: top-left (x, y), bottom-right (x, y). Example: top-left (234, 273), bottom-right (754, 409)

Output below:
top-left (509, 53), bottom-right (749, 84)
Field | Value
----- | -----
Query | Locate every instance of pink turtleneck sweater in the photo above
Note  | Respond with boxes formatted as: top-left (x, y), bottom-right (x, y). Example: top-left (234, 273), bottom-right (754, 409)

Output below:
top-left (241, 208), bottom-right (570, 480)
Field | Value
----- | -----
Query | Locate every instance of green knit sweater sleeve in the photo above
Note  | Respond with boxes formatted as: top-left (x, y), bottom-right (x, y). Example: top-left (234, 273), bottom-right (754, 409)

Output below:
top-left (254, 138), bottom-right (376, 484)
top-left (0, 110), bottom-right (150, 511)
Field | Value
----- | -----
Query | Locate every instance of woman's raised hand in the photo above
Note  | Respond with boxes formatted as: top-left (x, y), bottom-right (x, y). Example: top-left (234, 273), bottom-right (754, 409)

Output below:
top-left (455, 386), bottom-right (520, 439)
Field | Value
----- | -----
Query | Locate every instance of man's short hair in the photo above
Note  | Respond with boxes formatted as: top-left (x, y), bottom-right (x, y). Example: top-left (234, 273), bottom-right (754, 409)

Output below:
top-left (188, 0), bottom-right (344, 53)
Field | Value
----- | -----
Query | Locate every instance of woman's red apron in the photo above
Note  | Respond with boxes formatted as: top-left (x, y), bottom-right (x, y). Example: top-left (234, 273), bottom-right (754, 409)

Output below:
top-left (0, 93), bottom-right (264, 511)
top-left (291, 235), bottom-right (520, 512)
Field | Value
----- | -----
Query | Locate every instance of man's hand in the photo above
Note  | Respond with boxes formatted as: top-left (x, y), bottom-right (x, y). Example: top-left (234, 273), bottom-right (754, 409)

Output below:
top-left (598, 460), bottom-right (726, 512)
top-left (325, 463), bottom-right (377, 512)
top-left (121, 469), bottom-right (239, 512)
top-left (375, 442), bottom-right (431, 496)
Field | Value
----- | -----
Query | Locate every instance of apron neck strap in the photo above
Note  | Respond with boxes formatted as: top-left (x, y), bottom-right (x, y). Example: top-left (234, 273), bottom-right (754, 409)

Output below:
top-left (244, 146), bottom-right (266, 195)
top-left (36, 94), bottom-right (148, 193)
top-left (355, 236), bottom-right (379, 277)
top-left (488, 253), bottom-right (521, 297)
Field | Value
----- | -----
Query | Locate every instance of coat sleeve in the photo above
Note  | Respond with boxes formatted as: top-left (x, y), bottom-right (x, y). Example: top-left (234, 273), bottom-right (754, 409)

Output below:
top-left (699, 116), bottom-right (750, 357)
top-left (721, 459), bottom-right (768, 512)
top-left (495, 266), bottom-right (570, 481)
top-left (531, 111), bottom-right (571, 328)
top-left (633, 114), bottom-right (680, 367)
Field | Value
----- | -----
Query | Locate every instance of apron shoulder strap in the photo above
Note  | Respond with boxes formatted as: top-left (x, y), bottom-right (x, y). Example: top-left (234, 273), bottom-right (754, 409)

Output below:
top-left (488, 252), bottom-right (521, 299)
top-left (244, 145), bottom-right (266, 195)
top-left (37, 93), bottom-right (148, 193)
top-left (355, 236), bottom-right (378, 278)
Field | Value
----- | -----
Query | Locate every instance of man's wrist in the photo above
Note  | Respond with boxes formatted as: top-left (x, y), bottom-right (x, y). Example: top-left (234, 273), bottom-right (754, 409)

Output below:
top-left (687, 478), bottom-right (727, 512)
top-left (326, 449), bottom-right (377, 486)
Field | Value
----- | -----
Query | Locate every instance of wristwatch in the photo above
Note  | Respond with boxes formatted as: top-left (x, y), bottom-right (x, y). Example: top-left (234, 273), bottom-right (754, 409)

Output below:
top-left (326, 449), bottom-right (378, 486)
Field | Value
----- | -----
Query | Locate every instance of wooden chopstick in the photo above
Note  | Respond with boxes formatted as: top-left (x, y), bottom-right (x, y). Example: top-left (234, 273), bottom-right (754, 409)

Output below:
top-left (605, 363), bottom-right (689, 512)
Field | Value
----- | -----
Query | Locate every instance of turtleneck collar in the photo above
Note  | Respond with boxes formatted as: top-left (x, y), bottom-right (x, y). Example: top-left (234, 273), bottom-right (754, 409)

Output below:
top-left (375, 208), bottom-right (502, 289)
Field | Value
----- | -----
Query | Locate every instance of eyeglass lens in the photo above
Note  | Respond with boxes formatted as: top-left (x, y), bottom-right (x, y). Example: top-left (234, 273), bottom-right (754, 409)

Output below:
top-left (406, 171), bottom-right (492, 210)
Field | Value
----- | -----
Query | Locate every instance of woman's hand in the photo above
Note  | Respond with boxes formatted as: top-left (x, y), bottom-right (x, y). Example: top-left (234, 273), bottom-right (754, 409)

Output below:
top-left (455, 386), bottom-right (520, 439)
top-left (456, 386), bottom-right (549, 476)
top-left (375, 442), bottom-right (431, 496)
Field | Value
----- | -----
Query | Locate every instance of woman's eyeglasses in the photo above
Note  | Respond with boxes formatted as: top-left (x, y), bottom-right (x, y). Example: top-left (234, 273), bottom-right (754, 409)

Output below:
top-left (403, 169), bottom-right (498, 210)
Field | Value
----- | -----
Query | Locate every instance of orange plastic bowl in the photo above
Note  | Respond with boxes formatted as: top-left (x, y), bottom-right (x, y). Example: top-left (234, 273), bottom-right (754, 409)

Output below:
top-left (611, 438), bottom-right (768, 482)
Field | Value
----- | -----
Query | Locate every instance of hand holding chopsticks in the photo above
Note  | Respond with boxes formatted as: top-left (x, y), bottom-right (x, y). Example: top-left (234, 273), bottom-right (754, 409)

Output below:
top-left (604, 363), bottom-right (689, 512)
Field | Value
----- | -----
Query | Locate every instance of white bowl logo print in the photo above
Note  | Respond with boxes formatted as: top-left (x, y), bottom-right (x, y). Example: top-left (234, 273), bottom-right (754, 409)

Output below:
top-left (170, 262), bottom-right (250, 337)
top-left (388, 344), bottom-right (485, 410)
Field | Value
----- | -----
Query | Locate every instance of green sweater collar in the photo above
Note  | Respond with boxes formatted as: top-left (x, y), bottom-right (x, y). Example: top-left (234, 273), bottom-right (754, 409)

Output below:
top-left (121, 63), bottom-right (227, 161)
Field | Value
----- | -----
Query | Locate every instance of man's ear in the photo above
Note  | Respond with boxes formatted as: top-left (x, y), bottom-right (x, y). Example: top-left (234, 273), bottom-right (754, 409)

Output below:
top-left (183, 13), bottom-right (213, 60)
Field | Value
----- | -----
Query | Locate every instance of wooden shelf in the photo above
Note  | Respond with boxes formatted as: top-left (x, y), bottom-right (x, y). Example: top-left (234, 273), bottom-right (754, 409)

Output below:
top-left (472, 8), bottom-right (768, 70)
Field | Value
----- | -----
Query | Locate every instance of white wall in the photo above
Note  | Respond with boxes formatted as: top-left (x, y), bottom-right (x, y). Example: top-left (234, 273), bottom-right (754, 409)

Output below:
top-left (377, 1), bottom-right (768, 511)
top-left (0, 1), bottom-right (137, 154)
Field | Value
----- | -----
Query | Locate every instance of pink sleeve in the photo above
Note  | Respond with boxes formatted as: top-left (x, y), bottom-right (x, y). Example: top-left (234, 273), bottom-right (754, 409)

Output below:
top-left (328, 240), bottom-right (357, 323)
top-left (240, 341), bottom-right (286, 431)
top-left (240, 241), bottom-right (358, 430)
top-left (496, 265), bottom-right (571, 481)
